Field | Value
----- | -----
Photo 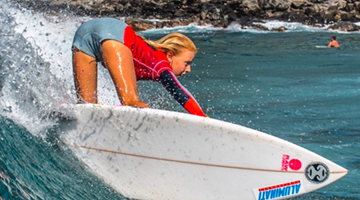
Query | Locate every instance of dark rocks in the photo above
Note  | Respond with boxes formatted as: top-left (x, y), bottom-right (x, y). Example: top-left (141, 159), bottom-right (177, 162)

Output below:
top-left (10, 0), bottom-right (360, 32)
top-left (252, 24), bottom-right (288, 31)
top-left (327, 20), bottom-right (360, 31)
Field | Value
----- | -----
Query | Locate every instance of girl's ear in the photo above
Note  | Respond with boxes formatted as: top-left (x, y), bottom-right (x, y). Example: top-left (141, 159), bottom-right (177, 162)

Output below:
top-left (166, 51), bottom-right (174, 62)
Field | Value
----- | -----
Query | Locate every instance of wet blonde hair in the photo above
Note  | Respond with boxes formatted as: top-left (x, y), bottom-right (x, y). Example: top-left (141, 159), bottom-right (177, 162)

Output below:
top-left (138, 33), bottom-right (197, 55)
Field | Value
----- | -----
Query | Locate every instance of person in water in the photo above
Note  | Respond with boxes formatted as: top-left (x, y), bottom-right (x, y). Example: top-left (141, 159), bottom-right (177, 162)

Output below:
top-left (328, 36), bottom-right (340, 48)
top-left (72, 18), bottom-right (207, 117)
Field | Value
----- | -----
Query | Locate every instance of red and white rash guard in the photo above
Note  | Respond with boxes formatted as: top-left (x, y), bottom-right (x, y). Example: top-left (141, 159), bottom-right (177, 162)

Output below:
top-left (123, 26), bottom-right (206, 117)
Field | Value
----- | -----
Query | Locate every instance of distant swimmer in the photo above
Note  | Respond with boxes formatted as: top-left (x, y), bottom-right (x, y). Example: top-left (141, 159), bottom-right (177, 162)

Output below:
top-left (328, 36), bottom-right (340, 48)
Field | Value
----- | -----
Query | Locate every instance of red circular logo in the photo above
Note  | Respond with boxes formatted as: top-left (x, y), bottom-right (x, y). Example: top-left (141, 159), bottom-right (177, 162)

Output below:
top-left (289, 159), bottom-right (302, 171)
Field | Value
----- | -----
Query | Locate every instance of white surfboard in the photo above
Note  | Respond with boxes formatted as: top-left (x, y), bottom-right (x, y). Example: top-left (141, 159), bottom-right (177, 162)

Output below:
top-left (315, 45), bottom-right (328, 48)
top-left (58, 104), bottom-right (347, 200)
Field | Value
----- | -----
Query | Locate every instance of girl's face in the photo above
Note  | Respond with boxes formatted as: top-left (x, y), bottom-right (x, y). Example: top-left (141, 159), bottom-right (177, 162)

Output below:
top-left (167, 50), bottom-right (195, 78)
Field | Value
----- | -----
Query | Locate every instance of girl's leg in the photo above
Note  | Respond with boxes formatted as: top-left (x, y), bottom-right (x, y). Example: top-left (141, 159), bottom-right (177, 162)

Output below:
top-left (72, 48), bottom-right (98, 103)
top-left (101, 40), bottom-right (148, 108)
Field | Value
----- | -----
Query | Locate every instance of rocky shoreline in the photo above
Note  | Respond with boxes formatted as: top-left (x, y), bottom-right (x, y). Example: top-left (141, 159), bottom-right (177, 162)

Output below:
top-left (11, 0), bottom-right (360, 32)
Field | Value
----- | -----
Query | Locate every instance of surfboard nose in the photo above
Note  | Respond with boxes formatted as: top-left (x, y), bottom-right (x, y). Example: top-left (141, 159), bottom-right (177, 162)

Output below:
top-left (332, 166), bottom-right (348, 181)
top-left (304, 161), bottom-right (347, 192)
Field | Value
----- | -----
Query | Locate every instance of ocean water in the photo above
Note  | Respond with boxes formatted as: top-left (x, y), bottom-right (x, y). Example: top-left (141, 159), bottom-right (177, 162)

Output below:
top-left (1, 0), bottom-right (359, 199)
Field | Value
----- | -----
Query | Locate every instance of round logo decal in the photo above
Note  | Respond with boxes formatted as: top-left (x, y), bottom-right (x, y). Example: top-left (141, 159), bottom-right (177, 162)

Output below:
top-left (305, 163), bottom-right (329, 183)
top-left (289, 159), bottom-right (302, 171)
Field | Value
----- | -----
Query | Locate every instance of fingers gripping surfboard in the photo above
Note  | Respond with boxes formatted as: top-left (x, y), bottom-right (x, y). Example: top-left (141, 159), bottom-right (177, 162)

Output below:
top-left (58, 104), bottom-right (347, 200)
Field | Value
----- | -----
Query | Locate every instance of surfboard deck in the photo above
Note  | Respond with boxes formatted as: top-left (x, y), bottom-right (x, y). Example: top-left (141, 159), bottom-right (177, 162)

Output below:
top-left (58, 104), bottom-right (347, 200)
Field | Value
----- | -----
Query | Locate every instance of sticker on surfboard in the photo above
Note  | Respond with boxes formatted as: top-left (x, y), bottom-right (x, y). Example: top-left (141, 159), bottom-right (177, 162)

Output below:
top-left (305, 162), bottom-right (330, 183)
top-left (281, 154), bottom-right (302, 171)
top-left (253, 180), bottom-right (305, 200)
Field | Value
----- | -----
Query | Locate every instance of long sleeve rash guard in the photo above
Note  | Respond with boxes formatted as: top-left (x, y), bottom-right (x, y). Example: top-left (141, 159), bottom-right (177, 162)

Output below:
top-left (125, 27), bottom-right (206, 117)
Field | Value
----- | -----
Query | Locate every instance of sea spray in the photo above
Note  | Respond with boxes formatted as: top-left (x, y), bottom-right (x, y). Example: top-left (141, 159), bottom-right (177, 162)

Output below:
top-left (0, 1), bottom-right (71, 134)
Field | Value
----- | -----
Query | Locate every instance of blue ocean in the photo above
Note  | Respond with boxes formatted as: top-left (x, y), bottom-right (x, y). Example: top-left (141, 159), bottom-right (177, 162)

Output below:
top-left (1, 0), bottom-right (359, 199)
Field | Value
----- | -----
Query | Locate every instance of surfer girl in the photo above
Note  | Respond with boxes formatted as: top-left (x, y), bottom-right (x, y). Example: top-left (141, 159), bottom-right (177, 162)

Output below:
top-left (72, 18), bottom-right (207, 117)
top-left (328, 36), bottom-right (340, 48)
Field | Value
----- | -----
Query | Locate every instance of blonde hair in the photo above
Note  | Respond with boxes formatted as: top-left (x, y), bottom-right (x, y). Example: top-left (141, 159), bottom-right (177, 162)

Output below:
top-left (138, 33), bottom-right (197, 55)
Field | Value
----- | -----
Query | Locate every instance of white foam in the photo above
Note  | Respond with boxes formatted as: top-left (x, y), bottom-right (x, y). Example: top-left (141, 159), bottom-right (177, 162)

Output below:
top-left (141, 22), bottom-right (222, 34)
top-left (226, 20), bottom-right (329, 32)
top-left (8, 5), bottom-right (120, 105)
